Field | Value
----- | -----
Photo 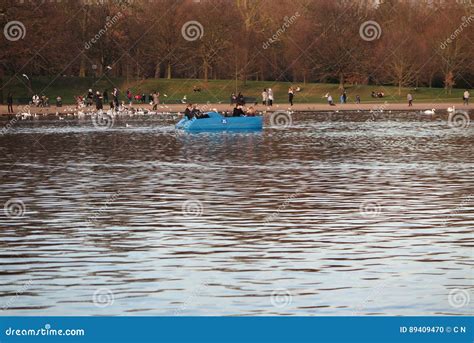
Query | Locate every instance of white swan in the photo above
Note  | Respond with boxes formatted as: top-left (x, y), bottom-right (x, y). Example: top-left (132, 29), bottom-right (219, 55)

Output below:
top-left (423, 108), bottom-right (435, 115)
top-left (447, 106), bottom-right (455, 113)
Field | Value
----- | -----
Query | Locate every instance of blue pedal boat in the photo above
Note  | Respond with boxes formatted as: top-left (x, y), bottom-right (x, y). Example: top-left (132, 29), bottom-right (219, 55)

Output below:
top-left (176, 111), bottom-right (263, 131)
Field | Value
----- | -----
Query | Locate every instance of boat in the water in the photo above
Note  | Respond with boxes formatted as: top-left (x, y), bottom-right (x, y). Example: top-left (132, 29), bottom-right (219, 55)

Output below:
top-left (176, 111), bottom-right (263, 131)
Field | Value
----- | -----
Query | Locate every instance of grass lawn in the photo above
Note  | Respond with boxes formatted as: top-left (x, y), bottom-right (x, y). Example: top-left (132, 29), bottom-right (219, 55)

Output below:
top-left (2, 76), bottom-right (466, 105)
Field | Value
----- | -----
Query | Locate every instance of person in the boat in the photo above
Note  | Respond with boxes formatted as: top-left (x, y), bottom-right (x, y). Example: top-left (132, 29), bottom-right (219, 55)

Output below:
top-left (246, 106), bottom-right (256, 116)
top-left (190, 104), bottom-right (210, 119)
top-left (233, 104), bottom-right (245, 117)
top-left (191, 104), bottom-right (201, 118)
top-left (184, 103), bottom-right (193, 120)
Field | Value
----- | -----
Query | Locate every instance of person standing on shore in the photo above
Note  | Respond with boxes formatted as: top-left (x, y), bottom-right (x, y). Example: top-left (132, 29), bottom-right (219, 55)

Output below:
top-left (407, 93), bottom-right (413, 107)
top-left (268, 88), bottom-right (274, 106)
top-left (288, 87), bottom-right (294, 106)
top-left (86, 89), bottom-right (94, 107)
top-left (463, 90), bottom-right (470, 105)
top-left (113, 88), bottom-right (119, 110)
top-left (355, 95), bottom-right (361, 104)
top-left (7, 92), bottom-right (13, 113)
top-left (95, 91), bottom-right (103, 110)
top-left (327, 94), bottom-right (334, 106)
top-left (126, 89), bottom-right (132, 105)
top-left (152, 91), bottom-right (160, 110)
top-left (262, 89), bottom-right (268, 106)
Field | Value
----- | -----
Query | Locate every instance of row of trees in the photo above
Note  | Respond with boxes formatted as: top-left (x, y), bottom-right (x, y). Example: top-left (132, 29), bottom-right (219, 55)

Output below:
top-left (1, 0), bottom-right (473, 95)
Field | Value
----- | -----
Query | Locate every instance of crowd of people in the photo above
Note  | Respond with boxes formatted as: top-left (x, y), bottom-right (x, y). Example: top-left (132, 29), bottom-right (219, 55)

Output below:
top-left (2, 86), bottom-right (471, 114)
top-left (72, 88), bottom-right (162, 111)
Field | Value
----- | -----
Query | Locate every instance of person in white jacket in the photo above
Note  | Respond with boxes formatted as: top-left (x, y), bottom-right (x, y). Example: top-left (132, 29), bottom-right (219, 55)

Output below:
top-left (267, 88), bottom-right (274, 106)
top-left (261, 89), bottom-right (268, 106)
top-left (463, 90), bottom-right (470, 105)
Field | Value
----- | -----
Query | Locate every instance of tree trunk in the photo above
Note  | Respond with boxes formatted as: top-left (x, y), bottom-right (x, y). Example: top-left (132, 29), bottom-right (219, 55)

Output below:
top-left (203, 60), bottom-right (209, 82)
top-left (0, 77), bottom-right (3, 104)
top-left (338, 72), bottom-right (344, 89)
top-left (154, 63), bottom-right (161, 78)
top-left (79, 6), bottom-right (89, 77)
top-left (166, 62), bottom-right (172, 79)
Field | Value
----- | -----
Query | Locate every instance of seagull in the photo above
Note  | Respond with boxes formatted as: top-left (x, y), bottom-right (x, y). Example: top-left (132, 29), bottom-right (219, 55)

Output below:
top-left (423, 108), bottom-right (435, 115)
top-left (447, 106), bottom-right (455, 113)
top-left (22, 74), bottom-right (29, 80)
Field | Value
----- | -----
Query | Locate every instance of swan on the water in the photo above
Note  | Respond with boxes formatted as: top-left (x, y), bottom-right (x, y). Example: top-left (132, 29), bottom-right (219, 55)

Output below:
top-left (447, 106), bottom-right (455, 113)
top-left (423, 109), bottom-right (435, 115)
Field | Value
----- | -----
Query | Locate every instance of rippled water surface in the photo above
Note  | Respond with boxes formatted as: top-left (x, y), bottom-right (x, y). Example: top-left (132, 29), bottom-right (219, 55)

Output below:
top-left (0, 112), bottom-right (472, 316)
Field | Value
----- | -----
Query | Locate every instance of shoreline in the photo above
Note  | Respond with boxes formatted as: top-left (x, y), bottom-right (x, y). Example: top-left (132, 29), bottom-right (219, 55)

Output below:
top-left (0, 102), bottom-right (470, 116)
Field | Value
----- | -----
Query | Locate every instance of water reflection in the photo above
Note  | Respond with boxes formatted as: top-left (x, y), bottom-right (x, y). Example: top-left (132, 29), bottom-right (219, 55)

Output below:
top-left (0, 112), bottom-right (472, 315)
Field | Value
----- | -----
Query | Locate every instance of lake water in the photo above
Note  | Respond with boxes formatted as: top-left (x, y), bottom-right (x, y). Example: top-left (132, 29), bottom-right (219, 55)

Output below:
top-left (0, 111), bottom-right (472, 316)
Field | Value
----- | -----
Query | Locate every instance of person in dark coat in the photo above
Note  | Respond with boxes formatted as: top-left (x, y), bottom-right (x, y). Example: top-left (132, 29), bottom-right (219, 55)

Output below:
top-left (184, 104), bottom-right (193, 120)
top-left (233, 105), bottom-right (244, 117)
top-left (7, 92), bottom-right (13, 113)
top-left (95, 91), bottom-right (103, 110)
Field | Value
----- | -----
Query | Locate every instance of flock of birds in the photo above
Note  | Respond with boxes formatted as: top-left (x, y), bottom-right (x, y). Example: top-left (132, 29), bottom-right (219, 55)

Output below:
top-left (15, 106), bottom-right (178, 121)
